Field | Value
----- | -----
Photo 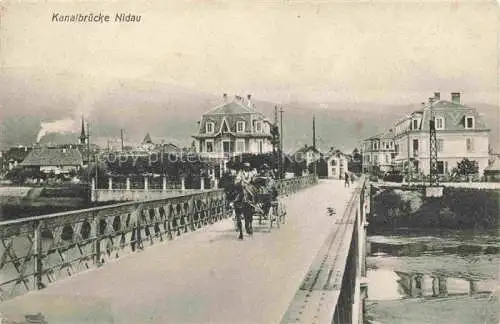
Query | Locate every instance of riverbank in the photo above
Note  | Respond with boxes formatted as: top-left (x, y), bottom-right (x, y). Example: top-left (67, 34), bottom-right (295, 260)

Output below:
top-left (369, 185), bottom-right (499, 230)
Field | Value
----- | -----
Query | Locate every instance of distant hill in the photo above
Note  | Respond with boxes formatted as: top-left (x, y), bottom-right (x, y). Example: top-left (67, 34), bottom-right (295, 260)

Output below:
top-left (1, 75), bottom-right (498, 153)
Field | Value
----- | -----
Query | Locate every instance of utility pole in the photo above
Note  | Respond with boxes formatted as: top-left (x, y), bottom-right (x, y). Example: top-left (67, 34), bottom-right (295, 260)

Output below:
top-left (279, 106), bottom-right (284, 179)
top-left (120, 129), bottom-right (124, 151)
top-left (429, 97), bottom-right (439, 186)
top-left (86, 121), bottom-right (92, 201)
top-left (313, 114), bottom-right (317, 177)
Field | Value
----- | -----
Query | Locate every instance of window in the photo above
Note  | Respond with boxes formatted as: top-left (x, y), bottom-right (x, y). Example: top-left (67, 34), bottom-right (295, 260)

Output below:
top-left (330, 159), bottom-right (337, 166)
top-left (205, 140), bottom-right (214, 153)
top-left (236, 140), bottom-right (245, 153)
top-left (412, 119), bottom-right (419, 130)
top-left (255, 122), bottom-right (262, 133)
top-left (258, 140), bottom-right (263, 153)
top-left (236, 121), bottom-right (245, 133)
top-left (435, 117), bottom-right (445, 130)
top-left (222, 141), bottom-right (233, 153)
top-left (206, 122), bottom-right (214, 133)
top-left (385, 155), bottom-right (389, 163)
top-left (465, 116), bottom-right (475, 129)
top-left (466, 138), bottom-right (474, 152)
top-left (412, 139), bottom-right (419, 152)
top-left (437, 161), bottom-right (444, 174)
top-left (437, 139), bottom-right (444, 153)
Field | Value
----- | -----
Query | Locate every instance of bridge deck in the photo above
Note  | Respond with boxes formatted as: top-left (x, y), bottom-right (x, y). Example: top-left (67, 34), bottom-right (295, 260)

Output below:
top-left (0, 180), bottom-right (354, 324)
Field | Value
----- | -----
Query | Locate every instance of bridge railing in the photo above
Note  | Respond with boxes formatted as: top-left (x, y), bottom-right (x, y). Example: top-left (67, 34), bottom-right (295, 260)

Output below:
top-left (281, 175), bottom-right (369, 324)
top-left (276, 175), bottom-right (318, 196)
top-left (0, 175), bottom-right (317, 302)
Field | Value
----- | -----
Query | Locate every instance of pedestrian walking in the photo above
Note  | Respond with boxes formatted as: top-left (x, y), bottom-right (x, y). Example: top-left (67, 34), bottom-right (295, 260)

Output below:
top-left (344, 172), bottom-right (350, 187)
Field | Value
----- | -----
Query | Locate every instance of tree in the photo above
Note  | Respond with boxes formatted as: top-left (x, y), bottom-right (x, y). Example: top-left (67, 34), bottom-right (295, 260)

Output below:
top-left (456, 158), bottom-right (479, 182)
top-left (349, 148), bottom-right (363, 174)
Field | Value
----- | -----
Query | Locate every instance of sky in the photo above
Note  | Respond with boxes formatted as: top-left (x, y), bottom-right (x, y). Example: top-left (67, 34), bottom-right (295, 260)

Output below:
top-left (1, 0), bottom-right (498, 104)
top-left (0, 0), bottom-right (498, 149)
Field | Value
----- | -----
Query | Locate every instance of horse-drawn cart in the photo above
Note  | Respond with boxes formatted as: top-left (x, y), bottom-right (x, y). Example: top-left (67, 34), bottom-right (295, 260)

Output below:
top-left (230, 176), bottom-right (286, 234)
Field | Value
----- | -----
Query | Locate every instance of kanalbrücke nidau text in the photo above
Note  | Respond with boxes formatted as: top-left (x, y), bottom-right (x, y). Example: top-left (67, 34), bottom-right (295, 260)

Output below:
top-left (52, 13), bottom-right (141, 23)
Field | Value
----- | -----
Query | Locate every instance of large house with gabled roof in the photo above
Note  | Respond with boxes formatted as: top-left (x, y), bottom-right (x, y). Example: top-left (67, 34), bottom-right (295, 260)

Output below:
top-left (192, 94), bottom-right (274, 158)
top-left (392, 92), bottom-right (490, 176)
top-left (20, 147), bottom-right (83, 174)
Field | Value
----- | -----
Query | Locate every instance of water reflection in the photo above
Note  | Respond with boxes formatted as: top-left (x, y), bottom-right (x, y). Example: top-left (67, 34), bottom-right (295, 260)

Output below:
top-left (367, 269), bottom-right (494, 301)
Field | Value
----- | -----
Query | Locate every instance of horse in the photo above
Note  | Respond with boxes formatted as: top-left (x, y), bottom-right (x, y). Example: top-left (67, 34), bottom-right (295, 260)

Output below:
top-left (220, 172), bottom-right (255, 239)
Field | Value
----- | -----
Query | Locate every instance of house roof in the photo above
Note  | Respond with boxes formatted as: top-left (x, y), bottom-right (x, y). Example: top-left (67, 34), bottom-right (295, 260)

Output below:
top-left (420, 100), bottom-right (489, 131)
top-left (207, 101), bottom-right (254, 115)
top-left (195, 98), bottom-right (270, 136)
top-left (20, 148), bottom-right (83, 166)
top-left (3, 147), bottom-right (32, 162)
top-left (157, 143), bottom-right (180, 152)
top-left (142, 133), bottom-right (153, 144)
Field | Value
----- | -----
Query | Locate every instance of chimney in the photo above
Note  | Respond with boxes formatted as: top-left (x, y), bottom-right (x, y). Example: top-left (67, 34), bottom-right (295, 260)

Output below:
top-left (451, 92), bottom-right (460, 104)
top-left (428, 97), bottom-right (435, 105)
top-left (223, 93), bottom-right (228, 102)
top-left (434, 92), bottom-right (440, 101)
top-left (246, 94), bottom-right (253, 110)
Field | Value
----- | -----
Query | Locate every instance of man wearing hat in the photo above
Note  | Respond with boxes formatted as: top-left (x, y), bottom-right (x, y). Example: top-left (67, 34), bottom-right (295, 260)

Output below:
top-left (235, 162), bottom-right (254, 184)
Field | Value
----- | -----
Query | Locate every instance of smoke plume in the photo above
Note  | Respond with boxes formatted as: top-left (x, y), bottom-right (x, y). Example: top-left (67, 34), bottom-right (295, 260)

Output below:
top-left (36, 119), bottom-right (78, 143)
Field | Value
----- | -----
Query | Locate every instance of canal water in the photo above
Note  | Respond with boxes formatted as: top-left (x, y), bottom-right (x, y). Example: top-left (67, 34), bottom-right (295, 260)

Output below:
top-left (365, 229), bottom-right (499, 324)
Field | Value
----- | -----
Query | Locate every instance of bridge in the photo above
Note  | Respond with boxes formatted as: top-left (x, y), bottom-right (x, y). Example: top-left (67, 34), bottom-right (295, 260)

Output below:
top-left (0, 176), bottom-right (369, 324)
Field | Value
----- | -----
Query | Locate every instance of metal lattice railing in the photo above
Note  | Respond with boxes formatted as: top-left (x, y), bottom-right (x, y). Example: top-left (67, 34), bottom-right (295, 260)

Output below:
top-left (0, 175), bottom-right (318, 302)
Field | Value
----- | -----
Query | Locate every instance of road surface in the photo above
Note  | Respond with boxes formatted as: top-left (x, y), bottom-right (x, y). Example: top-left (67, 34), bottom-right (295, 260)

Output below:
top-left (0, 180), bottom-right (355, 324)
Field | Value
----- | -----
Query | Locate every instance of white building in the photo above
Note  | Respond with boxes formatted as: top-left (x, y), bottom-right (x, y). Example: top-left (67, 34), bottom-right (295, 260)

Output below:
top-left (324, 149), bottom-right (348, 179)
top-left (392, 92), bottom-right (490, 177)
top-left (362, 129), bottom-right (395, 174)
top-left (192, 94), bottom-right (274, 159)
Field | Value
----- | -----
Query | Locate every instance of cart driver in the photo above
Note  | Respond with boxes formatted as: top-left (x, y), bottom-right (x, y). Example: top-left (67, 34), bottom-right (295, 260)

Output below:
top-left (235, 162), bottom-right (254, 185)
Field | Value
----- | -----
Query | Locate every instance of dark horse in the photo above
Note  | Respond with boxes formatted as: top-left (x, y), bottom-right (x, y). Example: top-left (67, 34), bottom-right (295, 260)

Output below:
top-left (220, 171), bottom-right (256, 240)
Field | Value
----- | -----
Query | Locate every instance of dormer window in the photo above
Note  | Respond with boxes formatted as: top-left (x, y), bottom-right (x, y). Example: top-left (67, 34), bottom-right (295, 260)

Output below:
top-left (206, 122), bottom-right (214, 133)
top-left (465, 116), bottom-right (475, 129)
top-left (255, 122), bottom-right (262, 133)
top-left (236, 121), bottom-right (245, 133)
top-left (412, 119), bottom-right (419, 130)
top-left (435, 117), bottom-right (445, 130)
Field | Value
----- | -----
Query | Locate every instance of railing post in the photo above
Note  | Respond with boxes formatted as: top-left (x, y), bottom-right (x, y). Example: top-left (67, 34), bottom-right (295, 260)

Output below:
top-left (126, 177), bottom-right (131, 190)
top-left (214, 178), bottom-right (218, 189)
top-left (162, 176), bottom-right (167, 192)
top-left (91, 178), bottom-right (96, 202)
top-left (200, 177), bottom-right (205, 190)
top-left (181, 177), bottom-right (186, 191)
top-left (136, 209), bottom-right (144, 250)
top-left (144, 177), bottom-right (149, 191)
top-left (92, 212), bottom-right (102, 267)
top-left (108, 177), bottom-right (112, 190)
top-left (33, 220), bottom-right (43, 290)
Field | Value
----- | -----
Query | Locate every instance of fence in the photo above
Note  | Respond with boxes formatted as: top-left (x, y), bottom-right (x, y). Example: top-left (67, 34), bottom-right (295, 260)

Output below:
top-left (0, 175), bottom-right (318, 301)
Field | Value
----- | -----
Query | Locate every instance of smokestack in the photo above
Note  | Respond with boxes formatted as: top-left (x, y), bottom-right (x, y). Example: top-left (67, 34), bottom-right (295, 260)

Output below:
top-left (434, 92), bottom-right (441, 101)
top-left (451, 92), bottom-right (460, 104)
top-left (223, 93), bottom-right (228, 102)
top-left (312, 115), bottom-right (316, 150)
